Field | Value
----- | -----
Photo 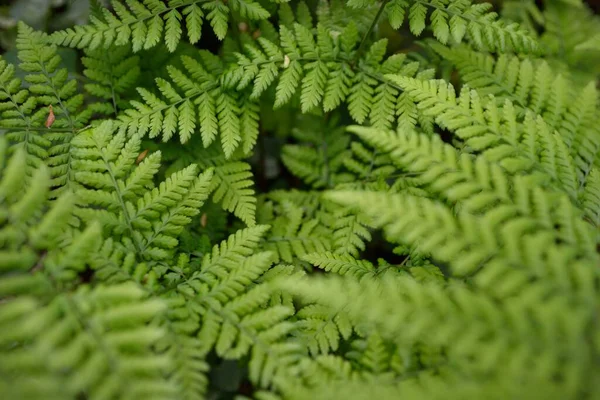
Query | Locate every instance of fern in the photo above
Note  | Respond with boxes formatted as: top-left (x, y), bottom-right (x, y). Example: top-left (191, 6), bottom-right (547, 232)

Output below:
top-left (259, 200), bottom-right (332, 264)
top-left (293, 304), bottom-right (353, 356)
top-left (226, 20), bottom-right (436, 129)
top-left (51, 0), bottom-right (271, 52)
top-left (431, 43), bottom-right (600, 188)
top-left (71, 120), bottom-right (214, 261)
top-left (302, 252), bottom-right (375, 279)
top-left (82, 44), bottom-right (141, 117)
top-left (0, 57), bottom-right (49, 173)
top-left (390, 76), bottom-right (590, 204)
top-left (156, 137), bottom-right (258, 227)
top-left (167, 225), bottom-right (309, 391)
top-left (0, 23), bottom-right (92, 192)
top-left (348, 0), bottom-right (537, 52)
top-left (2, 1), bottom-right (600, 399)
top-left (0, 139), bottom-right (172, 400)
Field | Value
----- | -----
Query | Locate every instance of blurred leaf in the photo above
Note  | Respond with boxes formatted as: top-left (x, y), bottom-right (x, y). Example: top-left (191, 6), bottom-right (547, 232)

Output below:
top-left (9, 0), bottom-right (52, 30)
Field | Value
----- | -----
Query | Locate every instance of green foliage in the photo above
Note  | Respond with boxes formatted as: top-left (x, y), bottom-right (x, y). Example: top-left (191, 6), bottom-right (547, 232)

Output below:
top-left (1, 1), bottom-right (600, 400)
top-left (226, 20), bottom-right (436, 127)
top-left (350, 0), bottom-right (538, 52)
top-left (1, 22), bottom-right (92, 192)
top-left (82, 44), bottom-right (141, 117)
top-left (50, 0), bottom-right (271, 51)
top-left (71, 120), bottom-right (214, 261)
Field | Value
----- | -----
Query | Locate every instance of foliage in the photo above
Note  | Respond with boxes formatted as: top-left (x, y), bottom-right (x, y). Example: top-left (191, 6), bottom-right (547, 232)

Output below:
top-left (0, 0), bottom-right (599, 399)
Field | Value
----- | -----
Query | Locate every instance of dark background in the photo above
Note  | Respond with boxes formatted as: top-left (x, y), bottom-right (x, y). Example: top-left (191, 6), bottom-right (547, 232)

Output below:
top-left (588, 0), bottom-right (600, 12)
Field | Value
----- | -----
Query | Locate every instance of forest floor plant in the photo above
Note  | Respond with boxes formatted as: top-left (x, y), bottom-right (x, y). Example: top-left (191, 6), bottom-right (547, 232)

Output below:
top-left (1, 0), bottom-right (599, 399)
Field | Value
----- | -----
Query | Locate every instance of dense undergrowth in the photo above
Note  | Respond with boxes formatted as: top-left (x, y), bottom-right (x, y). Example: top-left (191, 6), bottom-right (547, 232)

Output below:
top-left (1, 0), bottom-right (599, 399)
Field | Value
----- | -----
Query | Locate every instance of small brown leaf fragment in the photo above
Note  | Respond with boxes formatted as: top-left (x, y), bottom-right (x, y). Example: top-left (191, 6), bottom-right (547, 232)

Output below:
top-left (200, 213), bottom-right (207, 227)
top-left (45, 105), bottom-right (55, 128)
top-left (252, 29), bottom-right (261, 39)
top-left (136, 149), bottom-right (149, 164)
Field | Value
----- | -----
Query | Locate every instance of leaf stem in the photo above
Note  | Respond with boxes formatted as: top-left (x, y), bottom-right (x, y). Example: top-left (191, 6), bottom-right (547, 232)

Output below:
top-left (353, 0), bottom-right (389, 63)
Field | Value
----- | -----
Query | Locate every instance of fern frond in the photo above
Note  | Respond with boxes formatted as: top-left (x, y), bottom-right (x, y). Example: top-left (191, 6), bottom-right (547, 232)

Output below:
top-left (328, 205), bottom-right (372, 256)
top-left (225, 21), bottom-right (434, 130)
top-left (260, 200), bottom-right (332, 264)
top-left (302, 252), bottom-right (375, 279)
top-left (82, 44), bottom-right (141, 117)
top-left (294, 304), bottom-right (353, 356)
top-left (390, 76), bottom-right (586, 203)
top-left (0, 142), bottom-right (168, 400)
top-left (168, 226), bottom-right (308, 391)
top-left (280, 270), bottom-right (598, 399)
top-left (198, 224), bottom-right (270, 274)
top-left (281, 121), bottom-right (352, 189)
top-left (327, 184), bottom-right (598, 302)
top-left (348, 125), bottom-right (596, 256)
top-left (431, 44), bottom-right (600, 189)
top-left (347, 0), bottom-right (538, 52)
top-left (14, 22), bottom-right (92, 195)
top-left (71, 121), bottom-right (214, 261)
top-left (0, 57), bottom-right (49, 174)
top-left (51, 0), bottom-right (270, 52)
top-left (118, 51), bottom-right (251, 158)
top-left (582, 167), bottom-right (600, 232)
top-left (160, 139), bottom-right (258, 226)
top-left (1, 282), bottom-right (176, 400)
top-left (346, 333), bottom-right (400, 376)
top-left (316, 0), bottom-right (378, 34)
top-left (541, 1), bottom-right (600, 81)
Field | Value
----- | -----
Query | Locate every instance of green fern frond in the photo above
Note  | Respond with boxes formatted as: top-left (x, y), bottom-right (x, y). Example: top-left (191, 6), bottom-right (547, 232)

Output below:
top-left (199, 224), bottom-right (270, 273)
top-left (0, 57), bottom-right (49, 174)
top-left (82, 44), bottom-right (141, 117)
top-left (1, 23), bottom-right (92, 191)
top-left (280, 269), bottom-right (598, 399)
top-left (431, 44), bottom-right (600, 188)
top-left (118, 17), bottom-right (432, 156)
top-left (50, 0), bottom-right (270, 52)
top-left (294, 304), bottom-right (353, 356)
top-left (316, 0), bottom-right (378, 34)
top-left (263, 191), bottom-right (372, 259)
top-left (168, 226), bottom-right (308, 391)
top-left (327, 184), bottom-right (598, 300)
top-left (159, 138), bottom-right (257, 226)
top-left (1, 282), bottom-right (176, 400)
top-left (582, 167), bottom-right (600, 231)
top-left (0, 143), bottom-right (169, 400)
top-left (0, 141), bottom-right (106, 288)
top-left (541, 1), bottom-right (600, 80)
top-left (348, 125), bottom-right (597, 257)
top-left (259, 200), bottom-right (332, 264)
top-left (211, 160), bottom-right (257, 226)
top-left (327, 205), bottom-right (373, 256)
top-left (0, 142), bottom-right (104, 296)
top-left (225, 21), bottom-right (434, 130)
top-left (118, 50), bottom-right (252, 158)
top-left (389, 76), bottom-right (587, 203)
top-left (346, 333), bottom-right (399, 376)
top-left (348, 0), bottom-right (537, 52)
top-left (341, 141), bottom-right (396, 185)
top-left (302, 252), bottom-right (375, 279)
top-left (164, 333), bottom-right (210, 400)
top-left (71, 121), bottom-right (214, 261)
top-left (16, 22), bottom-right (93, 195)
top-left (281, 121), bottom-right (352, 189)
